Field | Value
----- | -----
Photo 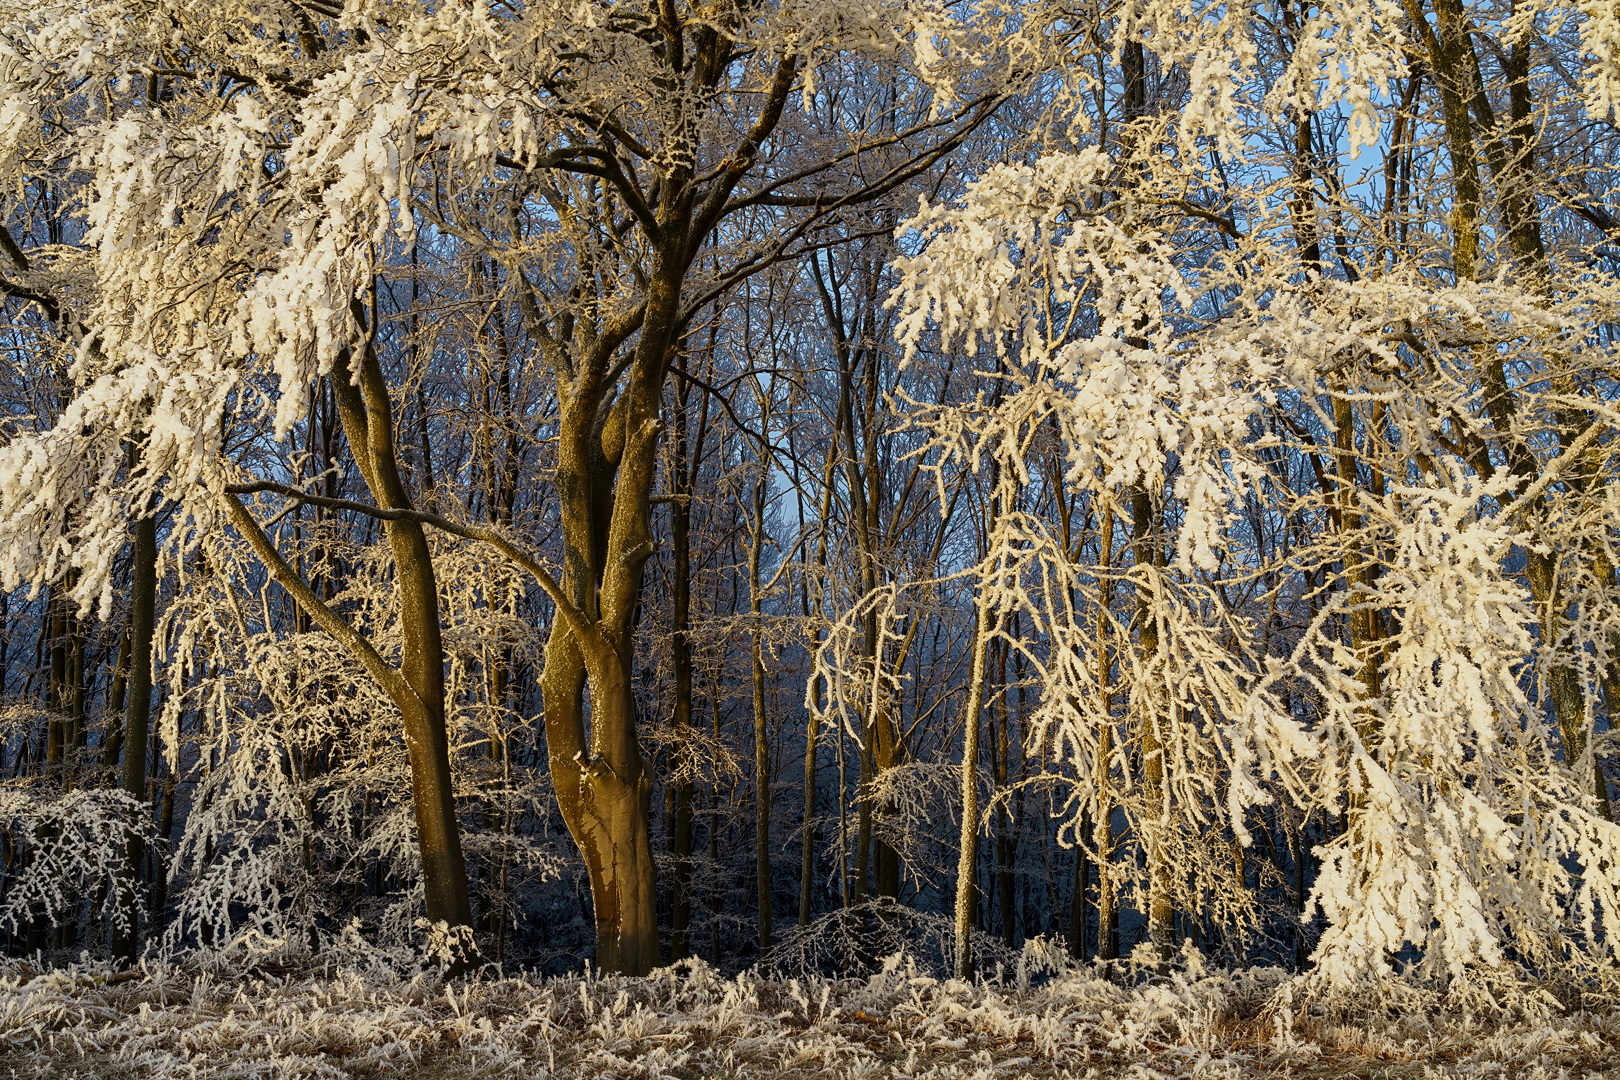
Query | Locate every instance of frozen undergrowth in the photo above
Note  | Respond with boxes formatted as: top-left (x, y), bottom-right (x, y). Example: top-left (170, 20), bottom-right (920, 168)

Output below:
top-left (0, 950), bottom-right (1616, 1080)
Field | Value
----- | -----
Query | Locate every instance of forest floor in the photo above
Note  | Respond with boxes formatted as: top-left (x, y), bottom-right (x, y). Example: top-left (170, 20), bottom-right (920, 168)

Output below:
top-left (0, 952), bottom-right (1616, 1079)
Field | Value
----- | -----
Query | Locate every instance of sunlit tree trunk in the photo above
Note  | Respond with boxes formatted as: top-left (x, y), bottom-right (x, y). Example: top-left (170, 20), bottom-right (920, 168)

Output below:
top-left (953, 575), bottom-right (995, 978)
top-left (992, 633), bottom-right (1015, 947)
top-left (332, 334), bottom-right (473, 943)
top-left (227, 326), bottom-right (475, 955)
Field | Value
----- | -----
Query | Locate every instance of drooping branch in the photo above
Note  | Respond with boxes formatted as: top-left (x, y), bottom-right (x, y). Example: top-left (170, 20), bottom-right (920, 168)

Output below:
top-left (221, 490), bottom-right (414, 706)
top-left (222, 480), bottom-right (597, 648)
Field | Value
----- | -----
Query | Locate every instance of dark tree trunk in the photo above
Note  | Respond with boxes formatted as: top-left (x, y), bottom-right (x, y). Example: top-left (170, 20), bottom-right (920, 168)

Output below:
top-left (112, 508), bottom-right (156, 961)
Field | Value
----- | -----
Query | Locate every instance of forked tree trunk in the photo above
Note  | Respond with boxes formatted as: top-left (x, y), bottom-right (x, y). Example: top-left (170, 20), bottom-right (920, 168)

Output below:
top-left (534, 254), bottom-right (682, 976)
top-left (540, 623), bottom-right (659, 975)
top-left (518, 38), bottom-right (802, 975)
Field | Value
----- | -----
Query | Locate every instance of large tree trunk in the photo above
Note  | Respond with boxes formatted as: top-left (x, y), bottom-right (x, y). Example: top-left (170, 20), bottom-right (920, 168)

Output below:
top-left (518, 35), bottom-right (801, 975)
top-left (540, 623), bottom-right (659, 975)
top-left (534, 253), bottom-right (679, 975)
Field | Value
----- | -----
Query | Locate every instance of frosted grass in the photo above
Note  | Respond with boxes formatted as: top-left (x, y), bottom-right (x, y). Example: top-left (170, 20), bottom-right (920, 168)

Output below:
top-left (1, 948), bottom-right (1616, 1079)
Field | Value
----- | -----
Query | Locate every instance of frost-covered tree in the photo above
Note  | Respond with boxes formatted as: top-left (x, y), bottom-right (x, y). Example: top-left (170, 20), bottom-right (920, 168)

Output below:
top-left (1, 0), bottom-right (1619, 994)
top-left (0, 0), bottom-right (1010, 972)
top-left (860, 0), bottom-right (1620, 988)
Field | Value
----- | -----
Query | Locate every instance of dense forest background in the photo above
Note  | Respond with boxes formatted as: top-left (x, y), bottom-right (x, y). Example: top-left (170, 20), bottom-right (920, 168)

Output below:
top-left (0, 0), bottom-right (1617, 1000)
